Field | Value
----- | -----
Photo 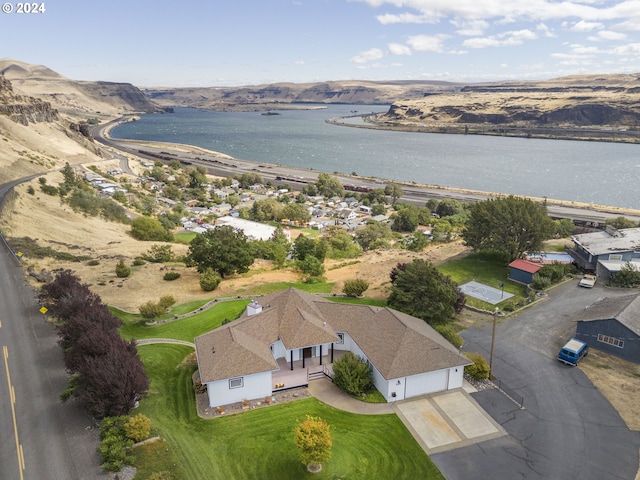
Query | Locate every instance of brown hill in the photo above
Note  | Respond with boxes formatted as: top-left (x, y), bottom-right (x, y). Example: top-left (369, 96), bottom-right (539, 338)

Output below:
top-left (0, 58), bottom-right (163, 119)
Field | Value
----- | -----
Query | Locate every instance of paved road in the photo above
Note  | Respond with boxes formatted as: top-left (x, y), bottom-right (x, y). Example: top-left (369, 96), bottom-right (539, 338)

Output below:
top-left (0, 180), bottom-right (104, 479)
top-left (434, 280), bottom-right (640, 480)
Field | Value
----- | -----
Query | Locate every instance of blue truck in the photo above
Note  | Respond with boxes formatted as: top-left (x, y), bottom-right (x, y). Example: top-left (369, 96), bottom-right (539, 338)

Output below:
top-left (558, 338), bottom-right (589, 366)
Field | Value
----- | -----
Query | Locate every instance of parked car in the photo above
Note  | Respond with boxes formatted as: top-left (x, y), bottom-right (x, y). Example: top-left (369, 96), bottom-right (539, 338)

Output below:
top-left (579, 274), bottom-right (596, 288)
top-left (558, 338), bottom-right (589, 366)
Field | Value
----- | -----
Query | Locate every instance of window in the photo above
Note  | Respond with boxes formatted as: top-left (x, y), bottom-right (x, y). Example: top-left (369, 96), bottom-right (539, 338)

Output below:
top-left (229, 377), bottom-right (243, 389)
top-left (597, 334), bottom-right (624, 348)
top-left (609, 254), bottom-right (623, 261)
top-left (336, 332), bottom-right (344, 344)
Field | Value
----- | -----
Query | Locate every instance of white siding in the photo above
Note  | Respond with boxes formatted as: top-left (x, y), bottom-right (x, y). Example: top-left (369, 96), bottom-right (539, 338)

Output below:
top-left (405, 370), bottom-right (448, 398)
top-left (447, 367), bottom-right (464, 389)
top-left (271, 340), bottom-right (286, 360)
top-left (385, 377), bottom-right (405, 402)
top-left (206, 371), bottom-right (272, 407)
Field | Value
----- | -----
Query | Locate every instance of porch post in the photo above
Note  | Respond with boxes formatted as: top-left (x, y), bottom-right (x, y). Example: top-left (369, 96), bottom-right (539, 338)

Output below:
top-left (302, 350), bottom-right (305, 368)
top-left (331, 343), bottom-right (334, 363)
top-left (290, 350), bottom-right (293, 371)
top-left (319, 344), bottom-right (323, 365)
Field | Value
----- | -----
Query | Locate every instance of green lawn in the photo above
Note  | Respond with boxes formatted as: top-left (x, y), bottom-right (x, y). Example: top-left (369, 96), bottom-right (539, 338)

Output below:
top-left (116, 299), bottom-right (250, 342)
top-left (133, 344), bottom-right (444, 480)
top-left (173, 232), bottom-right (196, 244)
top-left (231, 281), bottom-right (334, 296)
top-left (438, 251), bottom-right (528, 308)
top-left (328, 296), bottom-right (388, 307)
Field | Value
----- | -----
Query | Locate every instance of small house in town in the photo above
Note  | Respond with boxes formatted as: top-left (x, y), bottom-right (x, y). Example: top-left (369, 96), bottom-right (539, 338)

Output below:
top-left (215, 216), bottom-right (291, 241)
top-left (574, 294), bottom-right (640, 363)
top-left (508, 259), bottom-right (542, 285)
top-left (194, 288), bottom-right (470, 407)
top-left (568, 226), bottom-right (640, 280)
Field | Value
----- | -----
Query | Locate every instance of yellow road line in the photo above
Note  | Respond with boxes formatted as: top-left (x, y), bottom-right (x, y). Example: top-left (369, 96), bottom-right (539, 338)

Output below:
top-left (3, 345), bottom-right (25, 480)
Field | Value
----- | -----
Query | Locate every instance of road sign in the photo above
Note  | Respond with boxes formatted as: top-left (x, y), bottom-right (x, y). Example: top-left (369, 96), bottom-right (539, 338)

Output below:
top-left (39, 306), bottom-right (48, 315)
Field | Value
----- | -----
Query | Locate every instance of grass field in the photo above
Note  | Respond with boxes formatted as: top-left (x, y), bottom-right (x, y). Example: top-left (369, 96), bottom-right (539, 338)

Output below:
top-left (133, 344), bottom-right (444, 480)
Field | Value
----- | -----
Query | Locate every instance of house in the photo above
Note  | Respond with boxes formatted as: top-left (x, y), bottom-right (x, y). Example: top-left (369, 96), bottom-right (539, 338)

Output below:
top-left (568, 226), bottom-right (640, 279)
top-left (336, 209), bottom-right (357, 221)
top-left (194, 288), bottom-right (470, 407)
top-left (508, 259), bottom-right (542, 284)
top-left (574, 294), bottom-right (640, 363)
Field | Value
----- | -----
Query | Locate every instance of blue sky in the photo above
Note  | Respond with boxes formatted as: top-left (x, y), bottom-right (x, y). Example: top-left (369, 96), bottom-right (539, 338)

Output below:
top-left (1, 0), bottom-right (639, 86)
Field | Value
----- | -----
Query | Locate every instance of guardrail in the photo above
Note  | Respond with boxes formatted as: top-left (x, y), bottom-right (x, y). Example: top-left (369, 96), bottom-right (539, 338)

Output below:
top-left (0, 230), bottom-right (21, 263)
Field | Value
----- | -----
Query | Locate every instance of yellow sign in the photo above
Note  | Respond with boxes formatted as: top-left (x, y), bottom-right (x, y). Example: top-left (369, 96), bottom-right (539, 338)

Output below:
top-left (16, 252), bottom-right (22, 257)
top-left (39, 307), bottom-right (48, 315)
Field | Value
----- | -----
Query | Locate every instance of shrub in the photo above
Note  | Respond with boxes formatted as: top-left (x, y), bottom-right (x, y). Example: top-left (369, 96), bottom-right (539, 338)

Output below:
top-left (124, 414), bottom-right (151, 442)
top-left (98, 416), bottom-right (134, 472)
top-left (139, 301), bottom-right (165, 319)
top-left (27, 185), bottom-right (35, 195)
top-left (115, 259), bottom-right (131, 278)
top-left (199, 268), bottom-right (222, 291)
top-left (530, 273), bottom-right (551, 290)
top-left (434, 325), bottom-right (464, 348)
top-left (132, 257), bottom-right (146, 266)
top-left (464, 352), bottom-right (490, 380)
top-left (163, 271), bottom-right (181, 281)
top-left (144, 244), bottom-right (174, 263)
top-left (87, 259), bottom-right (100, 266)
top-left (332, 352), bottom-right (373, 396)
top-left (158, 295), bottom-right (176, 310)
top-left (342, 278), bottom-right (369, 297)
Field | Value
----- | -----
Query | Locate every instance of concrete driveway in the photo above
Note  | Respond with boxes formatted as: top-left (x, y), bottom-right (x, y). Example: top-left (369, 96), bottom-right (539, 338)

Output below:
top-left (433, 280), bottom-right (640, 480)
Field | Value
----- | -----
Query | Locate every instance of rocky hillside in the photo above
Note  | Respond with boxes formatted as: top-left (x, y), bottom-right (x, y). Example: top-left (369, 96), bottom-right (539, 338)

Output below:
top-left (374, 74), bottom-right (640, 130)
top-left (144, 80), bottom-right (462, 111)
top-left (0, 74), bottom-right (58, 125)
top-left (0, 58), bottom-right (163, 119)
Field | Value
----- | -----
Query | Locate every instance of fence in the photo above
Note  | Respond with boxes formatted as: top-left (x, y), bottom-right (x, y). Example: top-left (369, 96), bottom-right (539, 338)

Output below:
top-left (493, 378), bottom-right (525, 409)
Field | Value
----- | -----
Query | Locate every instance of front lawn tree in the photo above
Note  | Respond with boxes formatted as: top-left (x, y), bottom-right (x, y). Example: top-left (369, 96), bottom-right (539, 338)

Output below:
top-left (388, 259), bottom-right (464, 326)
top-left (462, 196), bottom-right (554, 261)
top-left (186, 226), bottom-right (254, 278)
top-left (294, 416), bottom-right (333, 473)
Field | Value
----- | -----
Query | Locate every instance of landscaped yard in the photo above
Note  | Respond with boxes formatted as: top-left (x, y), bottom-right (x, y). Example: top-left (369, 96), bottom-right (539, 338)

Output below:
top-left (133, 344), bottom-right (444, 479)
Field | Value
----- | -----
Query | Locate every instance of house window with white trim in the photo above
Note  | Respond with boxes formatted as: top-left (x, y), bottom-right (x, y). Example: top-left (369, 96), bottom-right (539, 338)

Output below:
top-left (229, 377), bottom-right (244, 389)
top-left (597, 334), bottom-right (624, 348)
top-left (336, 333), bottom-right (344, 344)
top-left (609, 254), bottom-right (623, 261)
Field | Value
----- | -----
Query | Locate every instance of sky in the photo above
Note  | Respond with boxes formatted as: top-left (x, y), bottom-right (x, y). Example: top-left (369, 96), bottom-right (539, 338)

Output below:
top-left (1, 0), bottom-right (639, 87)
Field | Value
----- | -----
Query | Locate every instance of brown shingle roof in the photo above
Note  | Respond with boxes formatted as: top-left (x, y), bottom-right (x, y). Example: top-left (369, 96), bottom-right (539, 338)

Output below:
top-left (195, 288), bottom-right (470, 383)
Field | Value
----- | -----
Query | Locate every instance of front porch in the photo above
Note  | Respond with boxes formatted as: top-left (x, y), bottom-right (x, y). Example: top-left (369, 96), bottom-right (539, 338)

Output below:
top-left (271, 350), bottom-right (346, 392)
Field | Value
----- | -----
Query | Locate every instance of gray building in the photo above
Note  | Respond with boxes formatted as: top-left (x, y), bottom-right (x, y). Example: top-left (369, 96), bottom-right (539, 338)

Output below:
top-left (568, 226), bottom-right (640, 280)
top-left (574, 294), bottom-right (640, 364)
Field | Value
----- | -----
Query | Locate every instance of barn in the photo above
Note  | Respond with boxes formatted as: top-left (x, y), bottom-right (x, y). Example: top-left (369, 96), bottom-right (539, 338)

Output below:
top-left (508, 259), bottom-right (542, 285)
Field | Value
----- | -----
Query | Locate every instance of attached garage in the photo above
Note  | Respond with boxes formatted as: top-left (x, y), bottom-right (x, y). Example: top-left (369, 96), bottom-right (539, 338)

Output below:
top-left (405, 370), bottom-right (448, 398)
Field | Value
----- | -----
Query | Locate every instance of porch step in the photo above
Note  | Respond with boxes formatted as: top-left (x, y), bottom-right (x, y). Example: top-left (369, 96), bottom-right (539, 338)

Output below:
top-left (307, 371), bottom-right (326, 381)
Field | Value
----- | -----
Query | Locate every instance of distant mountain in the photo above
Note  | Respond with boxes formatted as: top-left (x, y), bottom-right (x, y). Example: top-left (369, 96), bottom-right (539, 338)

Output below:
top-left (143, 80), bottom-right (464, 111)
top-left (0, 58), bottom-right (163, 118)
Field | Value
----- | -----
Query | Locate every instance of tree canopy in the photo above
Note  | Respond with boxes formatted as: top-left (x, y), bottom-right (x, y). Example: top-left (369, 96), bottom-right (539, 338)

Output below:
top-left (462, 196), bottom-right (554, 261)
top-left (388, 259), bottom-right (464, 325)
top-left (315, 173), bottom-right (344, 198)
top-left (294, 416), bottom-right (333, 471)
top-left (130, 216), bottom-right (173, 242)
top-left (186, 226), bottom-right (254, 277)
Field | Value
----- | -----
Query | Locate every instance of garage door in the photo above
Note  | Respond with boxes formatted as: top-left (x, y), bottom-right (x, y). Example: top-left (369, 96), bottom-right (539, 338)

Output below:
top-left (405, 370), bottom-right (448, 398)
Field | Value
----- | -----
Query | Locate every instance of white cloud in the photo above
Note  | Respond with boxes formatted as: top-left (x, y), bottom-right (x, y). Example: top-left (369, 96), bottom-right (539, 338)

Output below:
top-left (536, 23), bottom-right (556, 37)
top-left (569, 20), bottom-right (603, 32)
top-left (406, 34), bottom-right (449, 52)
top-left (450, 19), bottom-right (490, 36)
top-left (376, 12), bottom-right (439, 24)
top-left (588, 30), bottom-right (627, 41)
top-left (350, 48), bottom-right (384, 64)
top-left (388, 43), bottom-right (412, 56)
top-left (610, 43), bottom-right (640, 55)
top-left (463, 29), bottom-right (537, 48)
top-left (464, 37), bottom-right (501, 48)
top-left (294, 60), bottom-right (305, 65)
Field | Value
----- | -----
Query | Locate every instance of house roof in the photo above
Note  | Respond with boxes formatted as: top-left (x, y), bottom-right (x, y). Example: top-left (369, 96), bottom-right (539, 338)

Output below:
top-left (508, 259), bottom-right (543, 274)
top-left (195, 288), bottom-right (469, 383)
top-left (577, 293), bottom-right (640, 335)
top-left (572, 227), bottom-right (640, 257)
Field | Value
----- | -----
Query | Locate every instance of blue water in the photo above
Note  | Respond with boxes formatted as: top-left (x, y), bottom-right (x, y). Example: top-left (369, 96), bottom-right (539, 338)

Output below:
top-left (111, 105), bottom-right (640, 209)
top-left (528, 253), bottom-right (573, 262)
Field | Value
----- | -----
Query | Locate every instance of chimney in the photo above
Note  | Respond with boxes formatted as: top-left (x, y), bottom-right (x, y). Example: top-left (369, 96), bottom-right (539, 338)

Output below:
top-left (246, 300), bottom-right (263, 316)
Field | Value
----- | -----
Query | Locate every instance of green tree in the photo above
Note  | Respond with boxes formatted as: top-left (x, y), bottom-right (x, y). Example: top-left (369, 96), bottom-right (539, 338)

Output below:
top-left (124, 414), bottom-right (151, 442)
top-left (138, 301), bottom-right (165, 319)
top-left (342, 278), bottom-right (369, 297)
top-left (293, 235), bottom-right (325, 262)
top-left (610, 261), bottom-right (640, 287)
top-left (297, 256), bottom-right (325, 277)
top-left (553, 218), bottom-right (575, 238)
top-left (388, 259), bottom-right (463, 326)
top-left (130, 217), bottom-right (172, 242)
top-left (294, 416), bottom-right (332, 473)
top-left (355, 221), bottom-right (392, 251)
top-left (199, 268), bottom-right (222, 291)
top-left (235, 172), bottom-right (264, 188)
top-left (332, 352), bottom-right (373, 395)
top-left (370, 203), bottom-right (386, 216)
top-left (436, 198), bottom-right (463, 217)
top-left (384, 183), bottom-right (403, 206)
top-left (61, 162), bottom-right (79, 187)
top-left (462, 196), bottom-right (554, 261)
top-left (143, 244), bottom-right (174, 263)
top-left (186, 226), bottom-right (254, 277)
top-left (282, 202), bottom-right (311, 223)
top-left (163, 185), bottom-right (182, 201)
top-left (391, 204), bottom-right (419, 232)
top-left (605, 216), bottom-right (638, 229)
top-left (315, 173), bottom-right (344, 198)
top-left (115, 259), bottom-right (131, 278)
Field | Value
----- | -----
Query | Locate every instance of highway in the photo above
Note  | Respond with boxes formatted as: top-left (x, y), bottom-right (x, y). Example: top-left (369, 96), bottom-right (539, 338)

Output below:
top-left (0, 180), bottom-right (102, 479)
top-left (92, 118), bottom-right (640, 226)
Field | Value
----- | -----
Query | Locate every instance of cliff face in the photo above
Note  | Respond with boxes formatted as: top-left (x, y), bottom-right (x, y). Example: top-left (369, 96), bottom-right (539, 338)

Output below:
top-left (0, 75), bottom-right (59, 125)
top-left (377, 74), bottom-right (640, 129)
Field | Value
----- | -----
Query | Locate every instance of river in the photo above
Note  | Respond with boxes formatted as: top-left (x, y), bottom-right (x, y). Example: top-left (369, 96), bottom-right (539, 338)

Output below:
top-left (111, 105), bottom-right (640, 209)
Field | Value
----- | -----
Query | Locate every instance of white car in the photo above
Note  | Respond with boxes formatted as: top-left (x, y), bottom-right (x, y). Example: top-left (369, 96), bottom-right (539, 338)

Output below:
top-left (579, 274), bottom-right (596, 288)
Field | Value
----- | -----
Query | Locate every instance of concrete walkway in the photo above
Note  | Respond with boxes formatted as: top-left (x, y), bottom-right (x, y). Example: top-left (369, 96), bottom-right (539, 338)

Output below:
top-left (308, 378), bottom-right (506, 454)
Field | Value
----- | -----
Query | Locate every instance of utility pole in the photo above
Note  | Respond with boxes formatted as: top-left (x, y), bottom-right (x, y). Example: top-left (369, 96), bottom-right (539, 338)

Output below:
top-left (489, 307), bottom-right (498, 379)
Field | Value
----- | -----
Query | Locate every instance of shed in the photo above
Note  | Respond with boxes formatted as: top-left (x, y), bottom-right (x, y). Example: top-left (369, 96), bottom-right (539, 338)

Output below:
top-left (508, 259), bottom-right (542, 284)
top-left (574, 294), bottom-right (640, 363)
